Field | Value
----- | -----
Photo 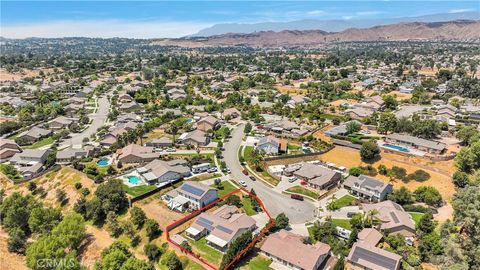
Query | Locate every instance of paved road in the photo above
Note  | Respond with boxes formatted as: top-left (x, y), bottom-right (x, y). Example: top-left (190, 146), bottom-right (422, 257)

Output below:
top-left (61, 94), bottom-right (110, 149)
top-left (223, 124), bottom-right (315, 224)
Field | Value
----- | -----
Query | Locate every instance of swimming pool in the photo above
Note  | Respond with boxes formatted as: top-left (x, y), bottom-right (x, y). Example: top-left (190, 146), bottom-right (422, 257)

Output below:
top-left (383, 144), bottom-right (410, 152)
top-left (97, 159), bottom-right (110, 166)
top-left (127, 175), bottom-right (140, 185)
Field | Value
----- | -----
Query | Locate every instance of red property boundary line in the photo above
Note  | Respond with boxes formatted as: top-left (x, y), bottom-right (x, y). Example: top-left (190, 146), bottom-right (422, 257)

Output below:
top-left (165, 187), bottom-right (275, 270)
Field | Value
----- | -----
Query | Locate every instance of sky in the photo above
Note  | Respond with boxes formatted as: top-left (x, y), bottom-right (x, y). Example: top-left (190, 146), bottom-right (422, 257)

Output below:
top-left (1, 1), bottom-right (479, 38)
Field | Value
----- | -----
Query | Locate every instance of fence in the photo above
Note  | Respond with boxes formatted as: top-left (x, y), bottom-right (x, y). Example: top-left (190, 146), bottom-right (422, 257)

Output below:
top-left (6, 164), bottom-right (62, 185)
top-left (263, 145), bottom-right (334, 162)
top-left (332, 139), bottom-right (362, 150)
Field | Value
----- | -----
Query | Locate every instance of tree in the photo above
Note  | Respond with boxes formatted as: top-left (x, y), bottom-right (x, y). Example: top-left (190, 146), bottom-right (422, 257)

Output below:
top-left (180, 240), bottom-right (192, 253)
top-left (274, 213), bottom-right (289, 231)
top-left (56, 189), bottom-right (68, 205)
top-left (224, 195), bottom-right (242, 207)
top-left (346, 121), bottom-right (361, 134)
top-left (166, 252), bottom-right (182, 270)
top-left (7, 227), bottom-right (26, 254)
top-left (417, 211), bottom-right (436, 235)
top-left (130, 207), bottom-right (146, 228)
top-left (94, 179), bottom-right (129, 215)
top-left (219, 231), bottom-right (253, 270)
top-left (453, 171), bottom-right (470, 188)
top-left (382, 95), bottom-right (398, 110)
top-left (106, 211), bottom-right (123, 238)
top-left (244, 122), bottom-right (252, 134)
top-left (455, 141), bottom-right (480, 173)
top-left (414, 186), bottom-right (442, 207)
top-left (144, 243), bottom-right (161, 261)
top-left (419, 232), bottom-right (443, 261)
top-left (145, 219), bottom-right (160, 240)
top-left (407, 170), bottom-right (431, 182)
top-left (349, 167), bottom-right (363, 177)
top-left (28, 207), bottom-right (62, 234)
top-left (456, 126), bottom-right (478, 146)
top-left (377, 112), bottom-right (397, 134)
top-left (388, 187), bottom-right (414, 205)
top-left (360, 141), bottom-right (380, 161)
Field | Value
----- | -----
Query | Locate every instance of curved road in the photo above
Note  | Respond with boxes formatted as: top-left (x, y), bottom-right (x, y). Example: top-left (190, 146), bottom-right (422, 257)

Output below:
top-left (223, 124), bottom-right (315, 224)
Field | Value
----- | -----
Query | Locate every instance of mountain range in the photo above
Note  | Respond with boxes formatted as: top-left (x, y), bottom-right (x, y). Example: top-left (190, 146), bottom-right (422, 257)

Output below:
top-left (153, 20), bottom-right (480, 48)
top-left (191, 11), bottom-right (480, 37)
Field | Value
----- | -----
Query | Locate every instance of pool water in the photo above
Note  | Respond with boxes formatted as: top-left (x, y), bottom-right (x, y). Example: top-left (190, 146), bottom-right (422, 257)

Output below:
top-left (97, 159), bottom-right (109, 166)
top-left (127, 175), bottom-right (140, 185)
top-left (383, 144), bottom-right (410, 152)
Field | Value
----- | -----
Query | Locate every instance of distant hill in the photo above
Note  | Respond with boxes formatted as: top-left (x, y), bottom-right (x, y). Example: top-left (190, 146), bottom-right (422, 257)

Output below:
top-left (153, 20), bottom-right (480, 48)
top-left (191, 11), bottom-right (480, 37)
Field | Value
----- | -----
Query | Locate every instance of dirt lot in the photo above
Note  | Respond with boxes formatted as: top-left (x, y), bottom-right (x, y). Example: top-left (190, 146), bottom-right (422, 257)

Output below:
top-left (0, 68), bottom-right (58, 81)
top-left (135, 194), bottom-right (186, 230)
top-left (328, 99), bottom-right (358, 108)
top-left (389, 90), bottom-right (413, 101)
top-left (0, 228), bottom-right (28, 270)
top-left (275, 85), bottom-right (308, 95)
top-left (318, 146), bottom-right (457, 200)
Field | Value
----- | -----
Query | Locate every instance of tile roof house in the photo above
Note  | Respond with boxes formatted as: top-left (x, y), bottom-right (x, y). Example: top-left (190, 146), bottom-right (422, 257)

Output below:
top-left (163, 181), bottom-right (218, 211)
top-left (293, 163), bottom-right (342, 190)
top-left (16, 126), bottom-right (53, 145)
top-left (324, 120), bottom-right (362, 136)
top-left (178, 130), bottom-right (209, 147)
top-left (222, 108), bottom-right (241, 119)
top-left (116, 144), bottom-right (158, 164)
top-left (256, 135), bottom-right (287, 155)
top-left (145, 137), bottom-right (173, 148)
top-left (118, 93), bottom-right (133, 103)
top-left (343, 175), bottom-right (393, 202)
top-left (10, 149), bottom-right (50, 167)
top-left (196, 116), bottom-right (219, 132)
top-left (0, 139), bottom-right (22, 160)
top-left (48, 116), bottom-right (76, 130)
top-left (385, 133), bottom-right (447, 154)
top-left (136, 159), bottom-right (190, 185)
top-left (185, 205), bottom-right (256, 252)
top-left (260, 229), bottom-right (331, 270)
top-left (362, 200), bottom-right (416, 237)
top-left (64, 103), bottom-right (84, 117)
top-left (119, 101), bottom-right (143, 112)
top-left (347, 241), bottom-right (401, 270)
top-left (56, 147), bottom-right (94, 164)
top-left (100, 127), bottom-right (128, 147)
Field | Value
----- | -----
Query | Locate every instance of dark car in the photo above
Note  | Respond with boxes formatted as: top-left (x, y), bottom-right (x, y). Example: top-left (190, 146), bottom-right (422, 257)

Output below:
top-left (249, 176), bottom-right (256, 181)
top-left (291, 194), bottom-right (304, 201)
top-left (242, 169), bottom-right (249, 175)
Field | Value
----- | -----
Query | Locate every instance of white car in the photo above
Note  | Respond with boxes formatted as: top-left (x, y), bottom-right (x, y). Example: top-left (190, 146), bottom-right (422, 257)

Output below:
top-left (208, 167), bottom-right (218, 173)
top-left (166, 148), bottom-right (176, 152)
top-left (239, 180), bottom-right (247, 187)
top-left (226, 167), bottom-right (231, 173)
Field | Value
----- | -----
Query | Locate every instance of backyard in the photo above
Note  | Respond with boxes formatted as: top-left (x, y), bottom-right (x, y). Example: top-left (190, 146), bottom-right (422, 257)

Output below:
top-left (212, 180), bottom-right (237, 197)
top-left (122, 184), bottom-right (157, 197)
top-left (25, 136), bottom-right (55, 149)
top-left (409, 212), bottom-right (425, 226)
top-left (183, 234), bottom-right (223, 266)
top-left (331, 218), bottom-right (352, 230)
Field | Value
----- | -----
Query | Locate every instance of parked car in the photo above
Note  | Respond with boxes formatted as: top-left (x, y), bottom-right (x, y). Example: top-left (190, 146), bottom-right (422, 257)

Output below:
top-left (242, 169), bottom-right (248, 175)
top-left (291, 194), bottom-right (304, 201)
top-left (166, 148), bottom-right (176, 152)
top-left (208, 166), bottom-right (218, 173)
top-left (249, 176), bottom-right (256, 181)
top-left (226, 167), bottom-right (231, 173)
top-left (239, 180), bottom-right (247, 187)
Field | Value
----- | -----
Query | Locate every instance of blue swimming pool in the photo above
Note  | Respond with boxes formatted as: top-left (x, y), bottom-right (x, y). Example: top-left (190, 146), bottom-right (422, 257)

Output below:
top-left (96, 159), bottom-right (110, 166)
top-left (383, 144), bottom-right (410, 152)
top-left (127, 175), bottom-right (140, 185)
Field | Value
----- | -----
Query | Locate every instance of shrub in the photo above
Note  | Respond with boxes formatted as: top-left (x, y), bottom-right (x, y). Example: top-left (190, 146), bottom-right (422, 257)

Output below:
top-left (349, 167), bottom-right (363, 177)
top-left (74, 182), bottom-right (82, 190)
top-left (408, 170), bottom-right (431, 182)
top-left (360, 141), bottom-right (380, 161)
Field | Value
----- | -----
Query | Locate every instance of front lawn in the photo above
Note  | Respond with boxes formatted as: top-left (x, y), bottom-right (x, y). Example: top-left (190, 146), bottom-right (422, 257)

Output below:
top-left (243, 146), bottom-right (254, 164)
top-left (331, 218), bottom-right (352, 230)
top-left (122, 184), bottom-right (157, 197)
top-left (242, 255), bottom-right (273, 270)
top-left (409, 212), bottom-right (425, 226)
top-left (25, 137), bottom-right (55, 149)
top-left (212, 180), bottom-right (237, 197)
top-left (328, 195), bottom-right (357, 210)
top-left (286, 185), bottom-right (320, 199)
top-left (241, 197), bottom-right (258, 216)
top-left (183, 235), bottom-right (223, 266)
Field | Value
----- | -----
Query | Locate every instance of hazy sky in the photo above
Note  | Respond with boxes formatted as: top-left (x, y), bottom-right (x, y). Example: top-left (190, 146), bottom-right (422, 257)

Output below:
top-left (1, 1), bottom-right (479, 38)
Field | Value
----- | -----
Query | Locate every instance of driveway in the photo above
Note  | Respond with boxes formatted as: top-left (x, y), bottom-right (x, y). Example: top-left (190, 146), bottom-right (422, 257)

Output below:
top-left (61, 94), bottom-right (111, 149)
top-left (223, 124), bottom-right (315, 224)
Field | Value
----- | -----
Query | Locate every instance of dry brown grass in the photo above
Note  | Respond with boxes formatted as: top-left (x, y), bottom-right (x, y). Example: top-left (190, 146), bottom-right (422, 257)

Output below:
top-left (275, 85), bottom-right (308, 96)
top-left (0, 228), bottom-right (28, 270)
top-left (318, 147), bottom-right (456, 200)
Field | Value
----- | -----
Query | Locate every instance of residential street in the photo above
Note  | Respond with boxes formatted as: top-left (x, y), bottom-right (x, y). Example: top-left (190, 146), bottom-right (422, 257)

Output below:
top-left (61, 93), bottom-right (111, 149)
top-left (223, 124), bottom-right (315, 224)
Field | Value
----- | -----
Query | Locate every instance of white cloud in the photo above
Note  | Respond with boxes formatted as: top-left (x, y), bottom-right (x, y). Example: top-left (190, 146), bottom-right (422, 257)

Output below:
top-left (1, 20), bottom-right (212, 38)
top-left (448, 9), bottom-right (474, 14)
top-left (356, 11), bottom-right (383, 16)
top-left (342, 15), bottom-right (354, 20)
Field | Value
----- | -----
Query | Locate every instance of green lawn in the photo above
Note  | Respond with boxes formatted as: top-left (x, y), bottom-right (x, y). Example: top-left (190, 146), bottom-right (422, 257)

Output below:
top-left (331, 219), bottom-right (352, 230)
top-left (409, 212), bottom-right (425, 226)
top-left (243, 146), bottom-right (254, 163)
top-left (328, 195), bottom-right (357, 209)
top-left (212, 181), bottom-right (237, 197)
top-left (25, 137), bottom-right (55, 149)
top-left (286, 185), bottom-right (320, 199)
top-left (243, 255), bottom-right (273, 270)
top-left (242, 197), bottom-right (257, 216)
top-left (184, 235), bottom-right (223, 265)
top-left (307, 226), bottom-right (316, 243)
top-left (258, 170), bottom-right (280, 186)
top-left (122, 184), bottom-right (157, 197)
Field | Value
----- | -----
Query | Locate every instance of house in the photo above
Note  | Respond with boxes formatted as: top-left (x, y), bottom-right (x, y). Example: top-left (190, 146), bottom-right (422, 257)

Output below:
top-left (185, 205), bottom-right (256, 252)
top-left (256, 135), bottom-right (287, 155)
top-left (100, 127), bottom-right (128, 147)
top-left (347, 241), bottom-right (401, 270)
top-left (260, 229), bottom-right (331, 270)
top-left (56, 147), bottom-right (93, 164)
top-left (362, 200), bottom-right (416, 237)
top-left (293, 163), bottom-right (342, 190)
top-left (0, 139), bottom-right (22, 160)
top-left (116, 144), bottom-right (158, 164)
top-left (64, 103), bottom-right (84, 117)
top-left (118, 93), bottom-right (133, 103)
top-left (343, 175), bottom-right (393, 202)
top-left (385, 133), bottom-right (447, 154)
top-left (10, 149), bottom-right (50, 167)
top-left (324, 120), bottom-right (362, 136)
top-left (196, 116), bottom-right (219, 132)
top-left (119, 101), bottom-right (143, 112)
top-left (178, 130), bottom-right (209, 147)
top-left (16, 126), bottom-right (52, 145)
top-left (222, 108), bottom-right (241, 119)
top-left (48, 116), bottom-right (76, 130)
top-left (163, 181), bottom-right (218, 211)
top-left (145, 137), bottom-right (173, 148)
top-left (136, 159), bottom-right (190, 185)
top-left (345, 107), bottom-right (374, 119)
